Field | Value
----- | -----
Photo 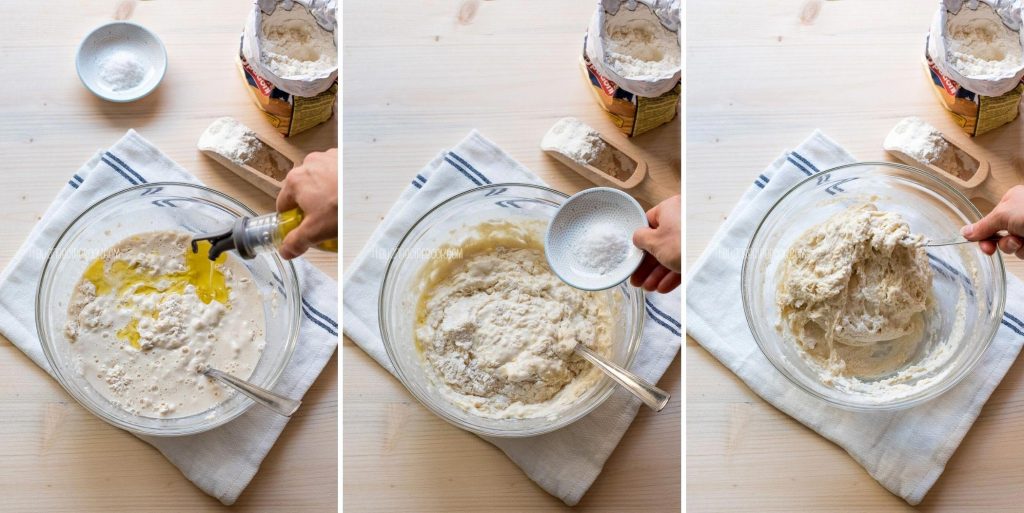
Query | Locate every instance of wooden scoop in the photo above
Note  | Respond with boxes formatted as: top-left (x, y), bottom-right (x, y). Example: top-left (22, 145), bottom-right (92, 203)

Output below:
top-left (200, 137), bottom-right (294, 198)
top-left (885, 131), bottom-right (1013, 207)
top-left (543, 138), bottom-right (648, 191)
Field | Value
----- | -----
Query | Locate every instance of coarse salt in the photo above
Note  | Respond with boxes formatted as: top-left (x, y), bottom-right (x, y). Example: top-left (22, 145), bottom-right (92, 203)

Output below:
top-left (574, 221), bottom-right (631, 275)
top-left (98, 50), bottom-right (147, 91)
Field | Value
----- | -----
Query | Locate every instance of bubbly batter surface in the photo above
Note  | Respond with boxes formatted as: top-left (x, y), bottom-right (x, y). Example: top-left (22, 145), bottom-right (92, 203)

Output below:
top-left (65, 231), bottom-right (265, 418)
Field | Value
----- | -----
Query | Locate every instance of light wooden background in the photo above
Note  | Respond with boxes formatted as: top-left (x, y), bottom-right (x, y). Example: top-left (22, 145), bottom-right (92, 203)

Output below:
top-left (0, 1), bottom-right (338, 511)
top-left (689, 1), bottom-right (1024, 511)
top-left (342, 1), bottom-right (680, 511)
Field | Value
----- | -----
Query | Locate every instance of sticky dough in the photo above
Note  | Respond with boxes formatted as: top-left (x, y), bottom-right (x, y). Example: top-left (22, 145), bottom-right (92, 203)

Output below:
top-left (777, 204), bottom-right (933, 376)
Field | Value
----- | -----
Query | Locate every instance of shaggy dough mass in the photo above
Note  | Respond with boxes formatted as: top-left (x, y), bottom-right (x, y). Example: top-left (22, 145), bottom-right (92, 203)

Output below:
top-left (777, 204), bottom-right (934, 380)
top-left (415, 221), bottom-right (613, 419)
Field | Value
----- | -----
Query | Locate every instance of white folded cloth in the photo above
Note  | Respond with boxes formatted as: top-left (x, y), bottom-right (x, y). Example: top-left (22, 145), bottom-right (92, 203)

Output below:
top-left (686, 130), bottom-right (1024, 505)
top-left (0, 130), bottom-right (338, 505)
top-left (343, 130), bottom-right (681, 506)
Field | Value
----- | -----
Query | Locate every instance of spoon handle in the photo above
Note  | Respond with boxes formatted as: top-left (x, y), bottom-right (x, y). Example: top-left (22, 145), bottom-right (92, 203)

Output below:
top-left (574, 344), bottom-right (670, 412)
top-left (205, 368), bottom-right (301, 417)
top-left (924, 234), bottom-right (1002, 247)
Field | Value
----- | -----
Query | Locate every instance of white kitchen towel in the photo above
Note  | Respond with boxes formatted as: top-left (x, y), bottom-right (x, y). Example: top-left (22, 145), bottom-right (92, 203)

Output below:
top-left (343, 130), bottom-right (681, 506)
top-left (0, 130), bottom-right (338, 505)
top-left (686, 130), bottom-right (1024, 505)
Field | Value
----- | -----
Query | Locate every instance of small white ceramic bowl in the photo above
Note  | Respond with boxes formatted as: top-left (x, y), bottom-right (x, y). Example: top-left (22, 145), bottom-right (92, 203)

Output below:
top-left (546, 187), bottom-right (648, 291)
top-left (76, 22), bottom-right (167, 102)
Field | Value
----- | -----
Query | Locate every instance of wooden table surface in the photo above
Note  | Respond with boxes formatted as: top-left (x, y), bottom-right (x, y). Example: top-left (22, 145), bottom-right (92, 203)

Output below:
top-left (688, 1), bottom-right (1024, 511)
top-left (342, 1), bottom-right (680, 511)
top-left (0, 1), bottom-right (338, 511)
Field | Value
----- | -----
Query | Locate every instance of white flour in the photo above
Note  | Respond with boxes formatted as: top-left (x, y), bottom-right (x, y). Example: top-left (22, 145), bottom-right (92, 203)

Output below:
top-left (416, 221), bottom-right (613, 420)
top-left (198, 117), bottom-right (291, 181)
top-left (883, 117), bottom-right (978, 180)
top-left (946, 2), bottom-right (1024, 78)
top-left (259, 5), bottom-right (337, 79)
top-left (98, 50), bottom-right (146, 91)
top-left (602, 3), bottom-right (680, 81)
top-left (65, 232), bottom-right (265, 419)
top-left (541, 117), bottom-right (635, 179)
top-left (574, 221), bottom-right (630, 275)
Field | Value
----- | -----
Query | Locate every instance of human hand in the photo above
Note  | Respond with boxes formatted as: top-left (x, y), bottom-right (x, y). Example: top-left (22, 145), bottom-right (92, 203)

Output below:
top-left (961, 185), bottom-right (1024, 258)
top-left (276, 148), bottom-right (339, 259)
top-left (630, 195), bottom-right (681, 293)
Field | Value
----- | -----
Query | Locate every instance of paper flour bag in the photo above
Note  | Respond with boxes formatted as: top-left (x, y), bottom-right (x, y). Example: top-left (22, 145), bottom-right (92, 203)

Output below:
top-left (582, 0), bottom-right (681, 137)
top-left (239, 0), bottom-right (338, 137)
top-left (926, 0), bottom-right (1024, 136)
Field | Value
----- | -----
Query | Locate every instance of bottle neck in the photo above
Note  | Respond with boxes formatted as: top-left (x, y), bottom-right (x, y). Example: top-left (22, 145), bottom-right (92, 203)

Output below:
top-left (234, 208), bottom-right (337, 258)
top-left (235, 212), bottom-right (284, 259)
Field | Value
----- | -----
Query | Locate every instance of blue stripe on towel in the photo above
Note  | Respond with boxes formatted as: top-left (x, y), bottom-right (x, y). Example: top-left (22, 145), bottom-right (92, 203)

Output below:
top-left (790, 151), bottom-right (820, 174)
top-left (645, 297), bottom-right (680, 328)
top-left (646, 307), bottom-right (681, 337)
top-left (447, 152), bottom-right (490, 185)
top-left (1004, 312), bottom-right (1024, 329)
top-left (786, 155), bottom-right (813, 177)
top-left (102, 156), bottom-right (138, 185)
top-left (443, 156), bottom-right (482, 186)
top-left (302, 297), bottom-right (337, 328)
top-left (302, 305), bottom-right (338, 336)
top-left (104, 152), bottom-right (147, 184)
top-left (1001, 318), bottom-right (1024, 337)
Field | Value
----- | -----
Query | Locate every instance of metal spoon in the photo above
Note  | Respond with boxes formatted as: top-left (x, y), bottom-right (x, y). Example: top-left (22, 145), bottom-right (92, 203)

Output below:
top-left (203, 367), bottom-right (301, 417)
top-left (574, 344), bottom-right (670, 412)
top-left (907, 234), bottom-right (1003, 247)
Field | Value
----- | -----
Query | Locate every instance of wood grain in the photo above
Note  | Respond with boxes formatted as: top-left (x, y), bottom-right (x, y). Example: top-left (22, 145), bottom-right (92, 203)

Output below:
top-left (689, 1), bottom-right (1024, 511)
top-left (342, 0), bottom-right (680, 511)
top-left (0, 1), bottom-right (337, 511)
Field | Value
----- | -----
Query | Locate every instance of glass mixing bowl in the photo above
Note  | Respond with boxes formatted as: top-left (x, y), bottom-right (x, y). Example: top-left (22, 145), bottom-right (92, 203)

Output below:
top-left (742, 162), bottom-right (1005, 411)
top-left (37, 182), bottom-right (299, 436)
top-left (379, 183), bottom-right (645, 437)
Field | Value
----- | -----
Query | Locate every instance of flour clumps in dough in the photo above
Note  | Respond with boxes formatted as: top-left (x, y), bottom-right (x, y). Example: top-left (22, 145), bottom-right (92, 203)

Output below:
top-left (777, 204), bottom-right (933, 379)
top-left (416, 221), bottom-right (613, 419)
